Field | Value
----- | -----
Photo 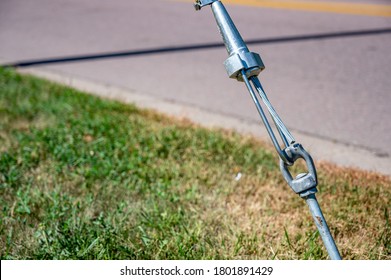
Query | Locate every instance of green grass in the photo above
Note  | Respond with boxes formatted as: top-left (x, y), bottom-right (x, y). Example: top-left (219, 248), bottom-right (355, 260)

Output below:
top-left (0, 67), bottom-right (390, 260)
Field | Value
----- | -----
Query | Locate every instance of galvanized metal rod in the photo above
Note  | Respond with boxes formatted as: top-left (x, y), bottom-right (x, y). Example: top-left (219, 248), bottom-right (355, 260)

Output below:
top-left (211, 1), bottom-right (249, 56)
top-left (305, 194), bottom-right (342, 260)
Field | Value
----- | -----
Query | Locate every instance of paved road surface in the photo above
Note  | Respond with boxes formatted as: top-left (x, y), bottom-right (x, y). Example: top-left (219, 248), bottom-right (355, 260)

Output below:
top-left (1, 0), bottom-right (391, 175)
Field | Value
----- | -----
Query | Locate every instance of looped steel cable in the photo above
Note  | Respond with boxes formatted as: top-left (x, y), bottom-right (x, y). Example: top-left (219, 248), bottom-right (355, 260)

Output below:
top-left (251, 77), bottom-right (295, 146)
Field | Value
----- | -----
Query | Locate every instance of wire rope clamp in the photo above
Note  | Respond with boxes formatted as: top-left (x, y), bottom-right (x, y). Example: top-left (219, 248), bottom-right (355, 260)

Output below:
top-left (280, 143), bottom-right (318, 197)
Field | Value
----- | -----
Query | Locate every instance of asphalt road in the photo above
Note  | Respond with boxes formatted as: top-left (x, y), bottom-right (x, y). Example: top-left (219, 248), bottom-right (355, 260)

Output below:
top-left (1, 0), bottom-right (391, 175)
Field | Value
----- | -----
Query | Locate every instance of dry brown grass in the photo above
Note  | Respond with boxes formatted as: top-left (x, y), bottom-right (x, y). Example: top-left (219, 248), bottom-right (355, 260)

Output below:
top-left (1, 67), bottom-right (390, 260)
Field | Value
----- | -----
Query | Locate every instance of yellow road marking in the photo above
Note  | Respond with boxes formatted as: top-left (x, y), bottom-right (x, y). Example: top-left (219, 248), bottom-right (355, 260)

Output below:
top-left (179, 0), bottom-right (391, 17)
top-left (224, 0), bottom-right (391, 17)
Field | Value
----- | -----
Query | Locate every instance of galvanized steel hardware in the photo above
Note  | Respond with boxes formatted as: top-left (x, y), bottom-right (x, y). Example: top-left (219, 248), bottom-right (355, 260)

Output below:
top-left (280, 143), bottom-right (318, 197)
top-left (194, 0), bottom-right (342, 260)
top-left (194, 0), bottom-right (219, 10)
top-left (210, 1), bottom-right (265, 81)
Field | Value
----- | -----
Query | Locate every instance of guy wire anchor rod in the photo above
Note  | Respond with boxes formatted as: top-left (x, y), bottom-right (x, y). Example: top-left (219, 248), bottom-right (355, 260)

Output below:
top-left (194, 0), bottom-right (342, 260)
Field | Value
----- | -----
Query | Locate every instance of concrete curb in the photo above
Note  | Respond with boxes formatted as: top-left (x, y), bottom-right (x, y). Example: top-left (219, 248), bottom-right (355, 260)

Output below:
top-left (18, 67), bottom-right (391, 177)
